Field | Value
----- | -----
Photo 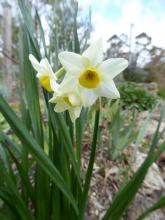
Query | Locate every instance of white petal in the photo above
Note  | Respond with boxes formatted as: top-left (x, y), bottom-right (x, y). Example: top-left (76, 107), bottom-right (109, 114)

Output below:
top-left (29, 54), bottom-right (55, 78)
top-left (68, 93), bottom-right (81, 106)
top-left (80, 88), bottom-right (98, 107)
top-left (54, 102), bottom-right (68, 112)
top-left (98, 80), bottom-right (120, 99)
top-left (59, 76), bottom-right (78, 94)
top-left (99, 58), bottom-right (128, 81)
top-left (29, 54), bottom-right (42, 72)
top-left (69, 107), bottom-right (81, 122)
top-left (40, 58), bottom-right (55, 76)
top-left (58, 52), bottom-right (88, 75)
top-left (50, 79), bottom-right (59, 92)
top-left (82, 39), bottom-right (103, 67)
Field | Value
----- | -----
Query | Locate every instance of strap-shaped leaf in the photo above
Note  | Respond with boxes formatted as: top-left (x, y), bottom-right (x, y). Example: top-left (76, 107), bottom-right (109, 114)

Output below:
top-left (55, 113), bottom-right (81, 184)
top-left (73, 1), bottom-right (80, 53)
top-left (18, 0), bottom-right (40, 59)
top-left (79, 110), bottom-right (100, 220)
top-left (0, 147), bottom-right (35, 220)
top-left (18, 0), bottom-right (81, 186)
top-left (0, 95), bottom-right (78, 214)
top-left (0, 188), bottom-right (24, 220)
top-left (0, 136), bottom-right (35, 204)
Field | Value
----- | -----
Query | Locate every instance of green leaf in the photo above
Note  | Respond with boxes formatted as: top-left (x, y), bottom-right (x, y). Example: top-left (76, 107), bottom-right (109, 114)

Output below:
top-left (21, 29), bottom-right (49, 220)
top-left (0, 95), bottom-right (78, 214)
top-left (55, 113), bottom-right (81, 185)
top-left (0, 187), bottom-right (34, 220)
top-left (21, 31), bottom-right (43, 145)
top-left (0, 189), bottom-right (22, 220)
top-left (3, 140), bottom-right (35, 204)
top-left (76, 108), bottom-right (87, 170)
top-left (18, 0), bottom-right (40, 58)
top-left (135, 104), bottom-right (159, 147)
top-left (0, 147), bottom-right (34, 220)
top-left (73, 1), bottom-right (80, 53)
top-left (0, 212), bottom-right (16, 220)
top-left (79, 110), bottom-right (100, 220)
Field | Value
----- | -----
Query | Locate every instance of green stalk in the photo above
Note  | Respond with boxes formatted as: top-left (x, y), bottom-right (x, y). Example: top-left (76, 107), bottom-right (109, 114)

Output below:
top-left (65, 111), bottom-right (74, 143)
top-left (75, 109), bottom-right (86, 215)
top-left (75, 109), bottom-right (86, 170)
top-left (60, 137), bottom-right (71, 219)
top-left (55, 67), bottom-right (65, 78)
top-left (55, 113), bottom-right (81, 185)
top-left (79, 110), bottom-right (100, 220)
top-left (50, 128), bottom-right (61, 220)
top-left (51, 185), bottom-right (61, 220)
top-left (76, 118), bottom-right (82, 169)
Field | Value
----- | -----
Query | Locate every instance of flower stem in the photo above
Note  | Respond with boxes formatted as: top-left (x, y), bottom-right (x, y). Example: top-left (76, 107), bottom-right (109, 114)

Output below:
top-left (79, 110), bottom-right (100, 220)
top-left (54, 67), bottom-right (65, 78)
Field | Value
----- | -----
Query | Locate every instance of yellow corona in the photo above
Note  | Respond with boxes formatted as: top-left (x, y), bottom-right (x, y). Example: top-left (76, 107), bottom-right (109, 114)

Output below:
top-left (79, 68), bottom-right (100, 89)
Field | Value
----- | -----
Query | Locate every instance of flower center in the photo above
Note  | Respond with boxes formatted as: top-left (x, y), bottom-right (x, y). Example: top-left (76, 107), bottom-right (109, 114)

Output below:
top-left (63, 97), bottom-right (72, 107)
top-left (79, 68), bottom-right (100, 89)
top-left (39, 76), bottom-right (52, 92)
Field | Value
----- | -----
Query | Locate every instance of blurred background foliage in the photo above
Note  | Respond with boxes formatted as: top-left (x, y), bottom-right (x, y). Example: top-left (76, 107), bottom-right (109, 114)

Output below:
top-left (0, 0), bottom-right (164, 107)
top-left (118, 82), bottom-right (157, 111)
top-left (0, 0), bottom-right (92, 100)
top-left (0, 1), bottom-right (165, 220)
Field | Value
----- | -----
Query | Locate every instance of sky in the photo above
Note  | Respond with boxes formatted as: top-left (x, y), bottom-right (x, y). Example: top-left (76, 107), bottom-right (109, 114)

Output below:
top-left (78, 0), bottom-right (165, 50)
top-left (0, 0), bottom-right (164, 51)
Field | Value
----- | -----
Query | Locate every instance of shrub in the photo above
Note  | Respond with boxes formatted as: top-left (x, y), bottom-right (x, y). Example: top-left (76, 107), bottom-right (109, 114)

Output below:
top-left (123, 68), bottom-right (148, 83)
top-left (157, 88), bottom-right (165, 100)
top-left (119, 82), bottom-right (157, 111)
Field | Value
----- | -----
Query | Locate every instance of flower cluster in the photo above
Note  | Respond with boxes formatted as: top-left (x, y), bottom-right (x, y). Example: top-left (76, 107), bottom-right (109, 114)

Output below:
top-left (29, 39), bottom-right (128, 121)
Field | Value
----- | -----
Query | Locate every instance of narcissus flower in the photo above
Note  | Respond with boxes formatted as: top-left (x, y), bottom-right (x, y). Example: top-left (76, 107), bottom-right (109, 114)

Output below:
top-left (58, 39), bottom-right (128, 106)
top-left (29, 54), bottom-right (57, 92)
top-left (49, 77), bottom-right (82, 122)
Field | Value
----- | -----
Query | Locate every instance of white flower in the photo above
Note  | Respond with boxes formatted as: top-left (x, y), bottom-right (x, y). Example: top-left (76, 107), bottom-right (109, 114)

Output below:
top-left (29, 54), bottom-right (58, 92)
top-left (58, 39), bottom-right (128, 106)
top-left (49, 77), bottom-right (82, 122)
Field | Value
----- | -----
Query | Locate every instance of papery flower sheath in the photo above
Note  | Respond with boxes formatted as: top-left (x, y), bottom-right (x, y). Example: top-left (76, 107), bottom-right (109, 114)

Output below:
top-left (58, 39), bottom-right (128, 106)
top-left (29, 54), bottom-right (58, 92)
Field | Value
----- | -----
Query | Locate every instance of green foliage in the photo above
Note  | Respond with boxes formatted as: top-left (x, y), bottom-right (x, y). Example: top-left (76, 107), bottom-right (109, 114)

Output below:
top-left (107, 101), bottom-right (138, 160)
top-left (0, 113), bottom-right (10, 132)
top-left (0, 1), bottom-right (165, 220)
top-left (119, 82), bottom-right (157, 111)
top-left (157, 88), bottom-right (165, 100)
top-left (1, 0), bottom-right (81, 219)
top-left (123, 68), bottom-right (149, 83)
top-left (107, 100), bottom-right (156, 161)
